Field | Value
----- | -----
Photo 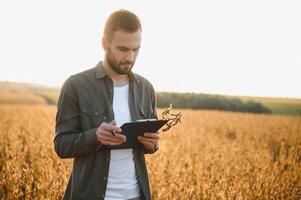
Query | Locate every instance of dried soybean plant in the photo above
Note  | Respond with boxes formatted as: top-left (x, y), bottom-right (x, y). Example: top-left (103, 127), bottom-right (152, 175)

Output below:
top-left (161, 104), bottom-right (182, 132)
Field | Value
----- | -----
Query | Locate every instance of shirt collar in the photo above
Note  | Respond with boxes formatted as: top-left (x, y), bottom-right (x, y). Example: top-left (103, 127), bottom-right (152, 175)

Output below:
top-left (94, 61), bottom-right (107, 79)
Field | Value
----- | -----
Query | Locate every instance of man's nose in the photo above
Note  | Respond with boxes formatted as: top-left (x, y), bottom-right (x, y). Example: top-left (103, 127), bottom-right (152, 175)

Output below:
top-left (126, 50), bottom-right (134, 62)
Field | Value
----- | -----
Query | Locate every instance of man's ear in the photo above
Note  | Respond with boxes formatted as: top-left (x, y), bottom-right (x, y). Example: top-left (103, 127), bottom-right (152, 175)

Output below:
top-left (102, 36), bottom-right (108, 51)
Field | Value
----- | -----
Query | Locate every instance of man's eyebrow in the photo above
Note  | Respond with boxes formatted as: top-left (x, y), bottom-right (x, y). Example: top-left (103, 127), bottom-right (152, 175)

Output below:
top-left (116, 45), bottom-right (128, 49)
top-left (116, 45), bottom-right (140, 50)
top-left (134, 46), bottom-right (141, 50)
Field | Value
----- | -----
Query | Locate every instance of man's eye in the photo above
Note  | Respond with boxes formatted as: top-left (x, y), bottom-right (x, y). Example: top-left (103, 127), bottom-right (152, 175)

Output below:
top-left (119, 48), bottom-right (128, 52)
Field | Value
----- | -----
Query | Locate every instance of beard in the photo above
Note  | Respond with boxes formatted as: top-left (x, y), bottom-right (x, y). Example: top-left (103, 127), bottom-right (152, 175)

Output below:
top-left (106, 49), bottom-right (134, 75)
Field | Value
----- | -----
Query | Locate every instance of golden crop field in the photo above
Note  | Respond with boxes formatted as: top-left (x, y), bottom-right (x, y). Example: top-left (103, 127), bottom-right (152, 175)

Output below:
top-left (0, 105), bottom-right (300, 199)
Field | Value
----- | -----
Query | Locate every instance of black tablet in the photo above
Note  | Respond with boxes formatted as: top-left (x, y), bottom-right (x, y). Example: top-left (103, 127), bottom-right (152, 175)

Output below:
top-left (105, 119), bottom-right (168, 149)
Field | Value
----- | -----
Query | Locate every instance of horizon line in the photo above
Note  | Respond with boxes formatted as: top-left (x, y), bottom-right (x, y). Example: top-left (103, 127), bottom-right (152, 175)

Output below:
top-left (1, 80), bottom-right (300, 100)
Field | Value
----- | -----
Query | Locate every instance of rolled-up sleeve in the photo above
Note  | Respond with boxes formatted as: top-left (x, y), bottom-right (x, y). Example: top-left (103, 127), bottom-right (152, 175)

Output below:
top-left (54, 77), bottom-right (100, 158)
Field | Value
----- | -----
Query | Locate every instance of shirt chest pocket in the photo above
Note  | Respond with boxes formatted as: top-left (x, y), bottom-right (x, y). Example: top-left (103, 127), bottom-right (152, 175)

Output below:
top-left (139, 105), bottom-right (154, 120)
top-left (80, 109), bottom-right (107, 130)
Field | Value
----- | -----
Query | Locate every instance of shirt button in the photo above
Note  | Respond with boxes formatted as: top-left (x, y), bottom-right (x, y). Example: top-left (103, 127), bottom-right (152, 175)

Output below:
top-left (94, 111), bottom-right (98, 116)
top-left (103, 177), bottom-right (107, 180)
top-left (102, 194), bottom-right (105, 198)
top-left (106, 158), bottom-right (109, 162)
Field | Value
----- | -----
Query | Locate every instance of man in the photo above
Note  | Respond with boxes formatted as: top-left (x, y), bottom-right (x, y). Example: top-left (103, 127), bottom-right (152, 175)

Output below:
top-left (54, 9), bottom-right (159, 200)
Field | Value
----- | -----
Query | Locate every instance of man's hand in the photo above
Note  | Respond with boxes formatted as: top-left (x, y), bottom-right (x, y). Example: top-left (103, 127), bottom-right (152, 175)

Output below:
top-left (138, 132), bottom-right (160, 150)
top-left (96, 120), bottom-right (126, 146)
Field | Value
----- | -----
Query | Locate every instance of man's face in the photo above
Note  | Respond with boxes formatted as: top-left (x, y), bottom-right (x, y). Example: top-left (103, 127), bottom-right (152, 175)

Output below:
top-left (105, 30), bottom-right (141, 75)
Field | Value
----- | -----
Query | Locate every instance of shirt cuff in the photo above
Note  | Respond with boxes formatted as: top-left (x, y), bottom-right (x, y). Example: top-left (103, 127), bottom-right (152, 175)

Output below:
top-left (84, 128), bottom-right (99, 147)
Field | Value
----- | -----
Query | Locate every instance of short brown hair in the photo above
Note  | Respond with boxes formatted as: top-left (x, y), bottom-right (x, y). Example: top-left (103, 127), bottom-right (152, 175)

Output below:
top-left (104, 9), bottom-right (142, 42)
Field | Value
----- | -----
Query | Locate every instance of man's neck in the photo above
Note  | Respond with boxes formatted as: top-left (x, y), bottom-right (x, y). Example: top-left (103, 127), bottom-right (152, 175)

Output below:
top-left (102, 60), bottom-right (129, 87)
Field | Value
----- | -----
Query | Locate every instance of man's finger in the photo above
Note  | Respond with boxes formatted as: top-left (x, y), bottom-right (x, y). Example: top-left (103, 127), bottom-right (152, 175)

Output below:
top-left (103, 123), bottom-right (122, 133)
top-left (101, 133), bottom-right (126, 142)
top-left (143, 133), bottom-right (160, 139)
top-left (138, 139), bottom-right (154, 146)
top-left (114, 133), bottom-right (126, 141)
top-left (102, 140), bottom-right (125, 146)
top-left (138, 140), bottom-right (155, 149)
top-left (102, 137), bottom-right (125, 144)
top-left (102, 130), bottom-right (126, 140)
top-left (100, 135), bottom-right (126, 145)
top-left (138, 136), bottom-right (158, 144)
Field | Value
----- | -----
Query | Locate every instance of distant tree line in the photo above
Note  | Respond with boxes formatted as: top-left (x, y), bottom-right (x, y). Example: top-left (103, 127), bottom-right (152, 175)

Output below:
top-left (156, 92), bottom-right (271, 114)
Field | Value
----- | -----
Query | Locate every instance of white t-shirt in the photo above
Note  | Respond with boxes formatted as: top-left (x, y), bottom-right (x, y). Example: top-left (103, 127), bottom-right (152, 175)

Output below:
top-left (105, 83), bottom-right (140, 200)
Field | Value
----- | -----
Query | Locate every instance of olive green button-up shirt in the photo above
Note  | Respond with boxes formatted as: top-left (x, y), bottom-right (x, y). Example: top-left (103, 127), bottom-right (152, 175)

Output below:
top-left (54, 62), bottom-right (158, 200)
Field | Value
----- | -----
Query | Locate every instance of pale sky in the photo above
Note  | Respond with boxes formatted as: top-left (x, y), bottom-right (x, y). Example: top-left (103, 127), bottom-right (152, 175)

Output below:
top-left (0, 0), bottom-right (300, 98)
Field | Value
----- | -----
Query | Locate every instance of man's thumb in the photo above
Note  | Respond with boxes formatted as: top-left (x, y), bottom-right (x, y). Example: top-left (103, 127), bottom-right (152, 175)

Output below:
top-left (110, 120), bottom-right (116, 126)
top-left (110, 120), bottom-right (122, 132)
